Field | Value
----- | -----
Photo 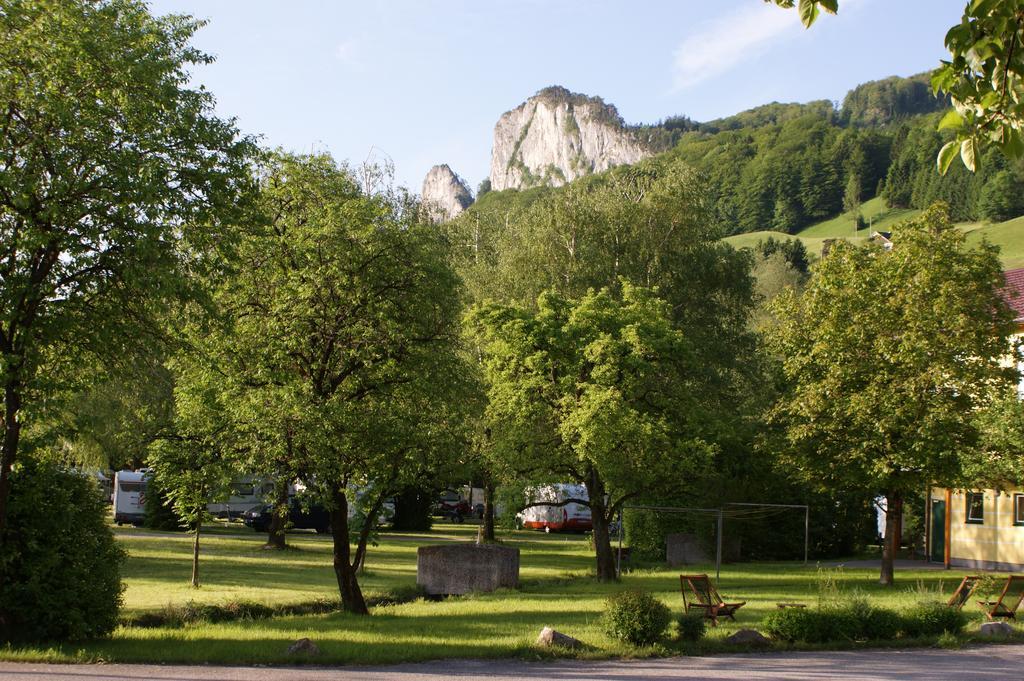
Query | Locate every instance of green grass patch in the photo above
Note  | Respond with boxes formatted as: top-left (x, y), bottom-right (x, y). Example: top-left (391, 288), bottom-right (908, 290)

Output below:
top-left (796, 197), bottom-right (920, 239)
top-left (3, 523), bottom-right (1022, 665)
top-left (965, 215), bottom-right (1024, 270)
top-left (724, 200), bottom-right (1024, 271)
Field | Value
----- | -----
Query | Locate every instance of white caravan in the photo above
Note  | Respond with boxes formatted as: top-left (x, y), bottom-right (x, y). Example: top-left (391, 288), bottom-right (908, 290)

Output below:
top-left (208, 478), bottom-right (276, 519)
top-left (112, 470), bottom-right (148, 525)
top-left (518, 483), bottom-right (592, 532)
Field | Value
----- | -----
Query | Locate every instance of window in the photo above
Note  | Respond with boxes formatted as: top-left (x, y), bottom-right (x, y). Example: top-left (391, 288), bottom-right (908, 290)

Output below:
top-left (966, 492), bottom-right (985, 524)
top-left (119, 481), bottom-right (145, 493)
top-left (1015, 494), bottom-right (1024, 527)
top-left (230, 483), bottom-right (255, 497)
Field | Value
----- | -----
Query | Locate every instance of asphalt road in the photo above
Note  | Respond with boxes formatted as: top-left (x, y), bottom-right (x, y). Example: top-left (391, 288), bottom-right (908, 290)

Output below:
top-left (1, 645), bottom-right (1022, 681)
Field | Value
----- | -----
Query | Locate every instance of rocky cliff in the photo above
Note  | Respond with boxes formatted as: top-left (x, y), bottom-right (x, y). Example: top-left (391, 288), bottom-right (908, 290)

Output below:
top-left (421, 164), bottom-right (474, 222)
top-left (489, 86), bottom-right (653, 192)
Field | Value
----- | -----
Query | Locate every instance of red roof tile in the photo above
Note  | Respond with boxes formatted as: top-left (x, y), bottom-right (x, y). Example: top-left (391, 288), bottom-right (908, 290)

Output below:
top-left (1003, 268), bottom-right (1024, 322)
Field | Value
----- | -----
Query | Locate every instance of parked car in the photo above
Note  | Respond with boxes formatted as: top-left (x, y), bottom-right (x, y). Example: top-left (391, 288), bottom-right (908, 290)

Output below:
top-left (243, 499), bottom-right (331, 534)
top-left (435, 489), bottom-right (471, 521)
top-left (244, 495), bottom-right (396, 534)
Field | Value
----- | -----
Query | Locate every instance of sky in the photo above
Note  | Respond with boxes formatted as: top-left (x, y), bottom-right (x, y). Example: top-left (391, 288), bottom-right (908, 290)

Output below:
top-left (147, 0), bottom-right (967, 193)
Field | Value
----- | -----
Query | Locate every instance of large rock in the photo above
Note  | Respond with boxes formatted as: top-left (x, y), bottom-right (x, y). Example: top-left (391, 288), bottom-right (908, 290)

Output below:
top-left (489, 86), bottom-right (652, 192)
top-left (286, 637), bottom-right (320, 656)
top-left (979, 621), bottom-right (1014, 637)
top-left (417, 543), bottom-right (519, 595)
top-left (536, 626), bottom-right (583, 649)
top-left (421, 164), bottom-right (473, 222)
top-left (726, 629), bottom-right (770, 647)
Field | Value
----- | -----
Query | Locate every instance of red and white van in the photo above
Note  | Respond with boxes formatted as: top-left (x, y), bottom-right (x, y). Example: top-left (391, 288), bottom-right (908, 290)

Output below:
top-left (518, 483), bottom-right (592, 532)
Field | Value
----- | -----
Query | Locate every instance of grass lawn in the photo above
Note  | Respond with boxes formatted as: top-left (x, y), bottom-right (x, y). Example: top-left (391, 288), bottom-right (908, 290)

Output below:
top-left (2, 521), bottom-right (1021, 666)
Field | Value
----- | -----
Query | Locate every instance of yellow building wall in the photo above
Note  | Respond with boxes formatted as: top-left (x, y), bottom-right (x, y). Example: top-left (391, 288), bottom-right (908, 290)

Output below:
top-left (930, 488), bottom-right (1024, 571)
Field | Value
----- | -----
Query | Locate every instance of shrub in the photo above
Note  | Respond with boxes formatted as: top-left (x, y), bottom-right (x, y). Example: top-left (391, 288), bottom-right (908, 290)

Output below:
top-left (901, 602), bottom-right (967, 637)
top-left (762, 607), bottom-right (825, 643)
top-left (143, 472), bottom-right (182, 531)
top-left (763, 600), bottom-right (902, 643)
top-left (602, 590), bottom-right (671, 646)
top-left (124, 598), bottom-right (339, 628)
top-left (676, 610), bottom-right (707, 642)
top-left (840, 597), bottom-right (902, 641)
top-left (0, 460), bottom-right (126, 643)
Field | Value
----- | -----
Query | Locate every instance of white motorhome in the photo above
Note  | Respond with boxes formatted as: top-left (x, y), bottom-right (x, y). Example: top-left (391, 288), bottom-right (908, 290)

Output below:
top-left (112, 470), bottom-right (148, 525)
top-left (208, 478), bottom-right (275, 519)
top-left (518, 483), bottom-right (592, 532)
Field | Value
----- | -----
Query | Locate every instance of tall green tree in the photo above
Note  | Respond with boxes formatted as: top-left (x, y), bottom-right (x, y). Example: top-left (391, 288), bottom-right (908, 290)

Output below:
top-left (470, 283), bottom-right (716, 580)
top-left (198, 153), bottom-right (465, 614)
top-left (0, 0), bottom-right (252, 534)
top-left (767, 204), bottom-right (1017, 585)
top-left (148, 358), bottom-right (235, 587)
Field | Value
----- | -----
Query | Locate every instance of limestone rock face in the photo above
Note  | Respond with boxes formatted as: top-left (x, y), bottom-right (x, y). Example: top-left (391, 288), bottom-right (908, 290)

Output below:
top-left (421, 164), bottom-right (473, 222)
top-left (489, 86), bottom-right (652, 192)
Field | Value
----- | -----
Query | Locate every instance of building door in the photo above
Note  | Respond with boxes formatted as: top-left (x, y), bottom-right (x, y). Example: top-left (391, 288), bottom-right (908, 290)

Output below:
top-left (930, 499), bottom-right (946, 563)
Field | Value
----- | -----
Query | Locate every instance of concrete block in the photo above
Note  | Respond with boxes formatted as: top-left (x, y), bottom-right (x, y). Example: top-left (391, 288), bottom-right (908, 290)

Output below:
top-left (417, 543), bottom-right (519, 595)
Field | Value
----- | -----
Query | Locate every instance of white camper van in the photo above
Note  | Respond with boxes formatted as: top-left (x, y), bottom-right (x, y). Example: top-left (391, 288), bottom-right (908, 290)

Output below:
top-left (518, 483), bottom-right (592, 532)
top-left (208, 478), bottom-right (274, 519)
top-left (113, 470), bottom-right (148, 525)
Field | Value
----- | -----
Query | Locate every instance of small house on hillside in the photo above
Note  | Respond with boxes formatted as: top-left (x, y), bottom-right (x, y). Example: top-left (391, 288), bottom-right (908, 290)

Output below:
top-left (869, 231), bottom-right (893, 250)
top-left (925, 268), bottom-right (1024, 571)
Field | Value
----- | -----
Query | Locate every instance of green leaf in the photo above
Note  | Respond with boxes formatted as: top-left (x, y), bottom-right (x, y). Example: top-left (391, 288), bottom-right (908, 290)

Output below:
top-left (960, 137), bottom-right (979, 172)
top-left (937, 109), bottom-right (964, 131)
top-left (937, 140), bottom-right (959, 175)
top-left (798, 0), bottom-right (820, 27)
top-left (818, 0), bottom-right (838, 13)
top-left (1000, 128), bottom-right (1024, 159)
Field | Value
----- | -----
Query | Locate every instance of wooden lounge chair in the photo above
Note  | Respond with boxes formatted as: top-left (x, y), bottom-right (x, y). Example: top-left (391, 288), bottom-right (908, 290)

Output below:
top-left (978, 575), bottom-right (1024, 620)
top-left (679, 574), bottom-right (745, 626)
top-left (947, 575), bottom-right (981, 611)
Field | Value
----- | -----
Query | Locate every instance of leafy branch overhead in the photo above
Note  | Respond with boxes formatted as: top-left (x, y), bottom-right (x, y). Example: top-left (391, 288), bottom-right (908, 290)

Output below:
top-left (771, 0), bottom-right (1024, 173)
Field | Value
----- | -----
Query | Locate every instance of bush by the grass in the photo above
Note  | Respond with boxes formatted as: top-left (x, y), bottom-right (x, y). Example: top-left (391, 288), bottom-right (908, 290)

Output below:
top-left (762, 598), bottom-right (966, 643)
top-left (143, 472), bottom-right (182, 531)
top-left (676, 611), bottom-right (706, 642)
top-left (601, 590), bottom-right (671, 646)
top-left (123, 585), bottom-right (428, 629)
top-left (0, 460), bottom-right (126, 643)
top-left (901, 602), bottom-right (967, 637)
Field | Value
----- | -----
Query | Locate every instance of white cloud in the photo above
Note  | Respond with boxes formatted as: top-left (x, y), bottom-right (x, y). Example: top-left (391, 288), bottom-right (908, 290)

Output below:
top-left (670, 3), bottom-right (801, 91)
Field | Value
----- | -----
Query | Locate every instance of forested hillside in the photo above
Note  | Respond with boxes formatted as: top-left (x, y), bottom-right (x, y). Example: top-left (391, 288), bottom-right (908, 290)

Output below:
top-left (463, 73), bottom-right (1024, 238)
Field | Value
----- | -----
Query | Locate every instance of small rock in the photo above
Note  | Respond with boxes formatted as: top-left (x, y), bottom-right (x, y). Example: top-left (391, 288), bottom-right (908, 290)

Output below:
top-left (287, 637), bottom-right (321, 655)
top-left (979, 621), bottom-right (1014, 638)
top-left (536, 626), bottom-right (583, 649)
top-left (726, 628), bottom-right (771, 647)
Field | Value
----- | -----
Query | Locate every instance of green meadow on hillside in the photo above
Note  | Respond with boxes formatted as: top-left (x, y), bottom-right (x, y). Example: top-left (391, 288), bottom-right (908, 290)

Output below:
top-left (725, 197), bottom-right (1024, 270)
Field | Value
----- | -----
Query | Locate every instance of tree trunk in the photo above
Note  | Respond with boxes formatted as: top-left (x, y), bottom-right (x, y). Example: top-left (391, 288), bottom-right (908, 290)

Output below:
top-left (0, 381), bottom-right (23, 540)
top-left (329, 486), bottom-right (368, 614)
top-left (483, 480), bottom-right (496, 542)
top-left (191, 519), bottom-right (201, 588)
top-left (880, 490), bottom-right (901, 586)
top-left (584, 469), bottom-right (617, 582)
top-left (265, 478), bottom-right (290, 550)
